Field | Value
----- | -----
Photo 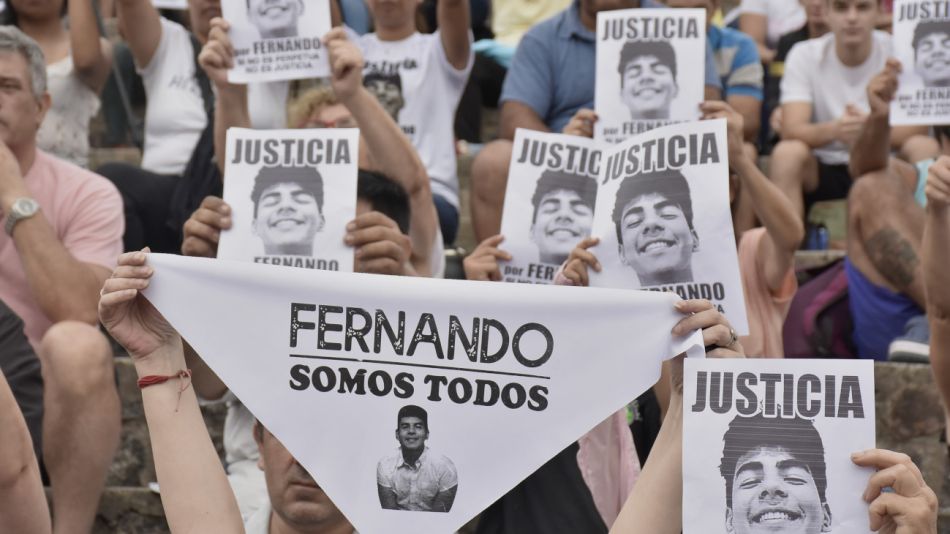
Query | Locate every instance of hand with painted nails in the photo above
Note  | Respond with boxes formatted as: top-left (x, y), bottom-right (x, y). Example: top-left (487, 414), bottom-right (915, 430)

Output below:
top-left (851, 449), bottom-right (938, 534)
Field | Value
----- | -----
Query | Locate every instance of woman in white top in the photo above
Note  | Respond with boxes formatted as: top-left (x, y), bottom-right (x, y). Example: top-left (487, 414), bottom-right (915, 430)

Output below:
top-left (3, 0), bottom-right (112, 167)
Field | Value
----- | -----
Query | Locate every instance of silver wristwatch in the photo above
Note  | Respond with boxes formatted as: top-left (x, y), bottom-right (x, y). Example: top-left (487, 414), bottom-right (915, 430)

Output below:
top-left (4, 197), bottom-right (40, 236)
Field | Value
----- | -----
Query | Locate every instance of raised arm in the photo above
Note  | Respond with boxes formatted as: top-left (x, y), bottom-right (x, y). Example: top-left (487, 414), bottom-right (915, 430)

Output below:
top-left (703, 101), bottom-right (803, 291)
top-left (115, 0), bottom-right (163, 68)
top-left (0, 368), bottom-right (50, 534)
top-left (324, 27), bottom-right (439, 276)
top-left (924, 156), bottom-right (950, 426)
top-left (611, 300), bottom-right (744, 534)
top-left (850, 59), bottom-right (899, 177)
top-left (99, 250), bottom-right (244, 533)
top-left (437, 0), bottom-right (471, 70)
top-left (69, 0), bottom-right (113, 93)
top-left (197, 18), bottom-right (250, 177)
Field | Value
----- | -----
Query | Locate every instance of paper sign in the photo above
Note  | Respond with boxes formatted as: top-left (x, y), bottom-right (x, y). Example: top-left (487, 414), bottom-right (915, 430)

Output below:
top-left (587, 118), bottom-right (748, 334)
top-left (217, 127), bottom-right (358, 272)
top-left (595, 8), bottom-right (706, 144)
top-left (152, 0), bottom-right (187, 9)
top-left (222, 0), bottom-right (331, 83)
top-left (498, 129), bottom-right (601, 284)
top-left (142, 253), bottom-right (705, 534)
top-left (891, 0), bottom-right (950, 125)
top-left (683, 358), bottom-right (875, 534)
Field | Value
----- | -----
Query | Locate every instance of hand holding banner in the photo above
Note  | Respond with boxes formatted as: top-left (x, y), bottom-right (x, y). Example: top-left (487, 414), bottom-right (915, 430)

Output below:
top-left (141, 253), bottom-right (705, 534)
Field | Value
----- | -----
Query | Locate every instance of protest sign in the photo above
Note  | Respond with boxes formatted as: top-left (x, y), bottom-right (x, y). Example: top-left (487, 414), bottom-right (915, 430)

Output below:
top-left (217, 127), bottom-right (358, 272)
top-left (595, 8), bottom-right (706, 144)
top-left (151, 0), bottom-right (187, 9)
top-left (683, 358), bottom-right (875, 534)
top-left (142, 253), bottom-right (705, 534)
top-left (891, 0), bottom-right (950, 124)
top-left (587, 118), bottom-right (748, 334)
top-left (498, 129), bottom-right (601, 284)
top-left (222, 0), bottom-right (331, 83)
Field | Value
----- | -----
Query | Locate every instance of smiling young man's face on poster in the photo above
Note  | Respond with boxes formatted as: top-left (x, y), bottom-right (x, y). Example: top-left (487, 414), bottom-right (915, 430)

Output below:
top-left (247, 0), bottom-right (303, 38)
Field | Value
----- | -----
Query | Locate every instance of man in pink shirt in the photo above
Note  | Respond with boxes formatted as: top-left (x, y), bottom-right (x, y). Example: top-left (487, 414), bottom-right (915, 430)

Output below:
top-left (0, 27), bottom-right (123, 534)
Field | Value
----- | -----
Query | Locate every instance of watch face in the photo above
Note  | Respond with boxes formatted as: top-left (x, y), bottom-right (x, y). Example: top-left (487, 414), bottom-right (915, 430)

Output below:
top-left (13, 198), bottom-right (38, 216)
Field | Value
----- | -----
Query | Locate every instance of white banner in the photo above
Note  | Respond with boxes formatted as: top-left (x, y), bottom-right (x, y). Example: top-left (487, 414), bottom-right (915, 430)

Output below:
top-left (892, 0), bottom-right (950, 125)
top-left (222, 0), bottom-right (331, 83)
top-left (588, 118), bottom-right (749, 334)
top-left (142, 253), bottom-right (705, 534)
top-left (498, 129), bottom-right (601, 284)
top-left (217, 127), bottom-right (358, 272)
top-left (683, 358), bottom-right (875, 534)
top-left (595, 8), bottom-right (706, 144)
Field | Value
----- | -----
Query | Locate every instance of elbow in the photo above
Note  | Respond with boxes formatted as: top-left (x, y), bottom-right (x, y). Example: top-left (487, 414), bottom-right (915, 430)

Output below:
top-left (788, 218), bottom-right (805, 251)
top-left (0, 446), bottom-right (35, 494)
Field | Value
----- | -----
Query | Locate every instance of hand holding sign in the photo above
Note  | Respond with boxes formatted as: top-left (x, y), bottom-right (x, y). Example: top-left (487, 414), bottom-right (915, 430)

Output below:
top-left (182, 196), bottom-right (233, 258)
top-left (98, 250), bottom-right (178, 362)
top-left (868, 58), bottom-right (903, 119)
top-left (700, 101), bottom-right (747, 169)
top-left (561, 237), bottom-right (602, 287)
top-left (345, 211), bottom-right (412, 276)
top-left (198, 18), bottom-right (236, 88)
top-left (462, 235), bottom-right (511, 282)
top-left (562, 109), bottom-right (598, 139)
top-left (926, 155), bottom-right (950, 207)
top-left (324, 28), bottom-right (364, 103)
top-left (852, 449), bottom-right (938, 534)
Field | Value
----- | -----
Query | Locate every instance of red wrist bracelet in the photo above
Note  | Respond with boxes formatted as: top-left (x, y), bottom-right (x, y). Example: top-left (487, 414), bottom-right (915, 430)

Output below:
top-left (137, 370), bottom-right (193, 412)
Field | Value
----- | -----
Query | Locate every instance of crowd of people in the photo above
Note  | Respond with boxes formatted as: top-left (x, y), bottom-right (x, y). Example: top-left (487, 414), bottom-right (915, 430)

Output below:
top-left (0, 0), bottom-right (948, 532)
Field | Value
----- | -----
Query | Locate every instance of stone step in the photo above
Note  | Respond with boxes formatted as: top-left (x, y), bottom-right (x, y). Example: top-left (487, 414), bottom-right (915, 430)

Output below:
top-left (89, 147), bottom-right (143, 171)
top-left (93, 487), bottom-right (167, 534)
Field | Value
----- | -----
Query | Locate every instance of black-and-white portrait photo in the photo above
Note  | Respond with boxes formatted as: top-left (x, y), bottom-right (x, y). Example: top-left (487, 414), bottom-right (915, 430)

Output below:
top-left (363, 71), bottom-right (405, 122)
top-left (217, 127), bottom-right (358, 269)
top-left (530, 169), bottom-right (598, 265)
top-left (595, 8), bottom-right (706, 143)
top-left (618, 40), bottom-right (679, 121)
top-left (376, 405), bottom-right (458, 513)
top-left (221, 0), bottom-right (331, 82)
top-left (250, 165), bottom-right (326, 256)
top-left (913, 19), bottom-right (950, 87)
top-left (719, 414), bottom-right (832, 534)
top-left (246, 0), bottom-right (304, 39)
top-left (683, 359), bottom-right (875, 534)
top-left (892, 1), bottom-right (950, 124)
top-left (612, 169), bottom-right (697, 286)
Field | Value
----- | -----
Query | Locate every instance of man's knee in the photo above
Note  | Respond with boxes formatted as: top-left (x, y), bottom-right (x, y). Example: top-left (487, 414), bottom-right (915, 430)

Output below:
top-left (39, 322), bottom-right (114, 399)
top-left (471, 140), bottom-right (513, 200)
top-left (771, 139), bottom-right (812, 167)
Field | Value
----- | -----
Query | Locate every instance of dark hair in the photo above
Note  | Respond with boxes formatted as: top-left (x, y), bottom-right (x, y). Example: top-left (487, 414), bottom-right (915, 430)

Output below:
top-left (2, 0), bottom-right (68, 27)
top-left (530, 169), bottom-right (598, 224)
top-left (357, 169), bottom-right (411, 235)
top-left (611, 169), bottom-right (694, 243)
top-left (363, 71), bottom-right (403, 93)
top-left (397, 404), bottom-right (428, 431)
top-left (912, 19), bottom-right (950, 58)
top-left (618, 40), bottom-right (678, 85)
top-left (719, 414), bottom-right (828, 510)
top-left (250, 165), bottom-right (324, 217)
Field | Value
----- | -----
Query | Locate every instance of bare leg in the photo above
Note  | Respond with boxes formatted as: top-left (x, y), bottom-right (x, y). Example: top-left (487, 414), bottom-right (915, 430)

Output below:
top-left (768, 139), bottom-right (818, 220)
top-left (846, 169), bottom-right (926, 308)
top-left (39, 322), bottom-right (120, 534)
top-left (470, 139), bottom-right (513, 243)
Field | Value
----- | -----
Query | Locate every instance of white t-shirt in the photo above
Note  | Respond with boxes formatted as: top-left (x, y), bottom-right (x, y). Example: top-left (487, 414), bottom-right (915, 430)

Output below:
top-left (37, 55), bottom-right (101, 168)
top-left (358, 31), bottom-right (473, 210)
top-left (739, 0), bottom-right (806, 49)
top-left (138, 18), bottom-right (288, 175)
top-left (780, 31), bottom-right (892, 165)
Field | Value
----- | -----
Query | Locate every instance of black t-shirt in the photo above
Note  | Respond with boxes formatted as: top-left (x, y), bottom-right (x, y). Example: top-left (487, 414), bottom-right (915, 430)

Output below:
top-left (475, 442), bottom-right (608, 534)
